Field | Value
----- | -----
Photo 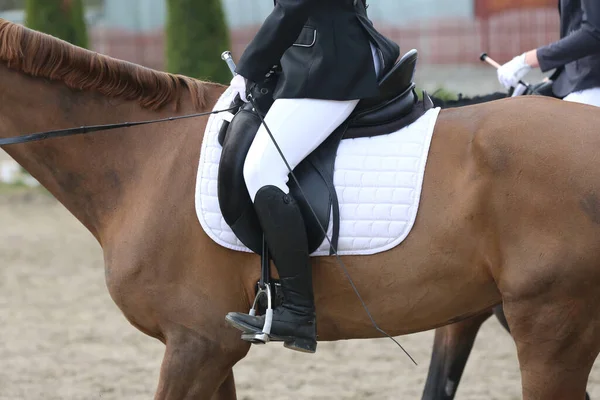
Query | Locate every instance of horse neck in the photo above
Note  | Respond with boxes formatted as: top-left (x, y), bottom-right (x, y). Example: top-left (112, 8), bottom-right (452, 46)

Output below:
top-left (0, 64), bottom-right (216, 243)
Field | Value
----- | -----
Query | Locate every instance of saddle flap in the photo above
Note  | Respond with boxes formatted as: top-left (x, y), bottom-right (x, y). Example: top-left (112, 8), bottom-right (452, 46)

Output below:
top-left (217, 108), bottom-right (264, 253)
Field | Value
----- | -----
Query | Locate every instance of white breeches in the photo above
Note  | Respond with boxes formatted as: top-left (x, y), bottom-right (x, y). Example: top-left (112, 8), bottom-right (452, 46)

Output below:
top-left (563, 87), bottom-right (600, 107)
top-left (243, 43), bottom-right (381, 202)
top-left (243, 98), bottom-right (359, 201)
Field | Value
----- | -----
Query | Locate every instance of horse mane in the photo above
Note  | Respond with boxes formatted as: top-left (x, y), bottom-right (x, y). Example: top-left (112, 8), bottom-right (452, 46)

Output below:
top-left (431, 91), bottom-right (508, 109)
top-left (0, 18), bottom-right (211, 111)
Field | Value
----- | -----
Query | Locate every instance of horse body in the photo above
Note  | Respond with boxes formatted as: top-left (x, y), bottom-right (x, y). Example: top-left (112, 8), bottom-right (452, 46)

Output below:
top-left (1, 20), bottom-right (599, 399)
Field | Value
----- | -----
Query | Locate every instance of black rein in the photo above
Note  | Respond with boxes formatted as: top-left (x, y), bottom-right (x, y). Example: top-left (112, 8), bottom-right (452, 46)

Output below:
top-left (0, 106), bottom-right (237, 146)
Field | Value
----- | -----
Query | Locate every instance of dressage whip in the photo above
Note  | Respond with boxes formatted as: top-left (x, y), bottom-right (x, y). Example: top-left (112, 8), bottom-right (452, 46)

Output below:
top-left (221, 51), bottom-right (416, 365)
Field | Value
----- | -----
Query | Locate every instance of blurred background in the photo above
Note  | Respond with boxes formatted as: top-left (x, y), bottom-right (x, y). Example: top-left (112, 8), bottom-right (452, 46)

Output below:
top-left (0, 0), bottom-right (557, 92)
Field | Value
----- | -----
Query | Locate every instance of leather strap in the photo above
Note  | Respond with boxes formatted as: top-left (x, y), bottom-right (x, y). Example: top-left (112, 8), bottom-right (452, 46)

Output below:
top-left (306, 122), bottom-right (349, 255)
top-left (0, 107), bottom-right (236, 147)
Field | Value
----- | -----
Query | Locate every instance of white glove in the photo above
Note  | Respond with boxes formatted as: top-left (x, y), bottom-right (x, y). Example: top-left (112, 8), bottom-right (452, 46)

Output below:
top-left (497, 53), bottom-right (531, 90)
top-left (230, 74), bottom-right (248, 103)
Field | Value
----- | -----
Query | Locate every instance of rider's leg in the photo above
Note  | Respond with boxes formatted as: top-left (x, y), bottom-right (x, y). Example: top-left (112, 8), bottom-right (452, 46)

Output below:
top-left (563, 87), bottom-right (600, 107)
top-left (225, 98), bottom-right (359, 353)
top-left (243, 98), bottom-right (359, 200)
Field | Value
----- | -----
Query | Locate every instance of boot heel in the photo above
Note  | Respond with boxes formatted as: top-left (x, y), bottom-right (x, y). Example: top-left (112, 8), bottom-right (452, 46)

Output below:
top-left (284, 337), bottom-right (317, 353)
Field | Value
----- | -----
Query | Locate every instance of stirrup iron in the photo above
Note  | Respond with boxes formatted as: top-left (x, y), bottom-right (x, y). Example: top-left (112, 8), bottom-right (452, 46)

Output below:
top-left (241, 235), bottom-right (274, 344)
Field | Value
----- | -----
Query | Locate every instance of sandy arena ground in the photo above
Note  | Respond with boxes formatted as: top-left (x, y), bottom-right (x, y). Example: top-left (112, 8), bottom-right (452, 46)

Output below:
top-left (0, 186), bottom-right (599, 400)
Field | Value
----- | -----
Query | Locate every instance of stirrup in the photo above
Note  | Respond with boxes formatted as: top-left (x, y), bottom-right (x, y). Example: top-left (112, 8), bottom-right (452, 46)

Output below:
top-left (241, 235), bottom-right (274, 345)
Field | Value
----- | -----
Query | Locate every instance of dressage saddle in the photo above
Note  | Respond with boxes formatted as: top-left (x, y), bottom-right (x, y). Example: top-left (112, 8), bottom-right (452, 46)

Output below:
top-left (217, 49), bottom-right (433, 255)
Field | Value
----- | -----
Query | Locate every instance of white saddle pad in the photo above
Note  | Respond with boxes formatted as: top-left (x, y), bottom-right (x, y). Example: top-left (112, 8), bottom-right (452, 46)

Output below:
top-left (195, 88), bottom-right (440, 256)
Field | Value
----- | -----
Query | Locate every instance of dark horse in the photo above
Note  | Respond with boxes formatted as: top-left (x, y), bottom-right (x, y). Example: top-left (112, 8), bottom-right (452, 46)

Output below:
top-left (1, 20), bottom-right (600, 399)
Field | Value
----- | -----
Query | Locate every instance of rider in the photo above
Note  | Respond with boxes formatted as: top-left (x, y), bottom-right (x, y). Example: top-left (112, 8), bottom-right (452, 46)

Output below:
top-left (496, 0), bottom-right (600, 106)
top-left (224, 0), bottom-right (400, 353)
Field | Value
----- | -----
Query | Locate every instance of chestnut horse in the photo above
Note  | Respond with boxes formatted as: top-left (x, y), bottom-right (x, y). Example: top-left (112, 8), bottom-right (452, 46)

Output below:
top-left (1, 20), bottom-right (599, 400)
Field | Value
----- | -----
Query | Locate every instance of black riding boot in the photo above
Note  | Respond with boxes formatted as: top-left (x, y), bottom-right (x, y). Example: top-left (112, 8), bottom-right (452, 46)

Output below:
top-left (225, 185), bottom-right (317, 353)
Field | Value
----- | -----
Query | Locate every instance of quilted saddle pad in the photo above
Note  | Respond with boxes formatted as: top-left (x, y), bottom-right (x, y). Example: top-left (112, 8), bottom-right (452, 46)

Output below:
top-left (195, 88), bottom-right (440, 256)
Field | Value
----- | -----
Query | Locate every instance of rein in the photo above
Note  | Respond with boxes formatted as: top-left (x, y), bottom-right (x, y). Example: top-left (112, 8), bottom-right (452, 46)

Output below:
top-left (0, 106), bottom-right (237, 146)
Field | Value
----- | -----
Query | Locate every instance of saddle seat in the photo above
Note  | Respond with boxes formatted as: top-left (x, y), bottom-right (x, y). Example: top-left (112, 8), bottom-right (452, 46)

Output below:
top-left (217, 49), bottom-right (434, 255)
top-left (349, 48), bottom-right (421, 131)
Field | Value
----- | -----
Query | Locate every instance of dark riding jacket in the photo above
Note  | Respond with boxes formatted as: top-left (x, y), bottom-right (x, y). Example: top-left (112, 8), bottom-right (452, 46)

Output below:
top-left (537, 0), bottom-right (600, 97)
top-left (235, 0), bottom-right (400, 101)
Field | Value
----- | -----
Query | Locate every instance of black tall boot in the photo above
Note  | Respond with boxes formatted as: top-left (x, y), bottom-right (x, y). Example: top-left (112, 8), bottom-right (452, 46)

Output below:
top-left (225, 185), bottom-right (317, 353)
